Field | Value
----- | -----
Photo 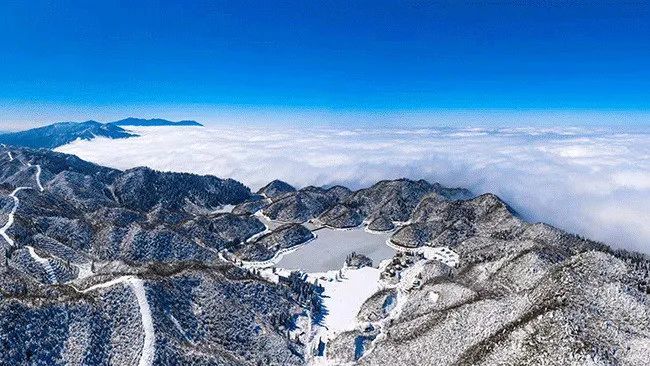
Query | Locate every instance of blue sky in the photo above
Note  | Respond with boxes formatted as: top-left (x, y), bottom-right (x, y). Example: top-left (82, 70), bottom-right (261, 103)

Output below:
top-left (1, 1), bottom-right (649, 128)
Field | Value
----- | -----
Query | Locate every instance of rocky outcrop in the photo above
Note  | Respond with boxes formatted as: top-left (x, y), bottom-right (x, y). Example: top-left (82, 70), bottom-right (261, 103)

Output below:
top-left (258, 179), bottom-right (296, 199)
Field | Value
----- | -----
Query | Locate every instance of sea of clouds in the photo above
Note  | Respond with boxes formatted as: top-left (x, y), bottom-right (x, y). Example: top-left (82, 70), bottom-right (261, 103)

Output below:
top-left (56, 125), bottom-right (650, 253)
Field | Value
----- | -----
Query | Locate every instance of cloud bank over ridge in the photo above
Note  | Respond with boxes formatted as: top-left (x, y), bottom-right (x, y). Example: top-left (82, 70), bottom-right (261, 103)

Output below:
top-left (57, 125), bottom-right (650, 253)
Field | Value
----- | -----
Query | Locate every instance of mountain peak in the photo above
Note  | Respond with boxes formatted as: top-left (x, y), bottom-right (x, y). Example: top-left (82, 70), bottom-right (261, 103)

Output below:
top-left (0, 121), bottom-right (134, 149)
top-left (0, 118), bottom-right (203, 149)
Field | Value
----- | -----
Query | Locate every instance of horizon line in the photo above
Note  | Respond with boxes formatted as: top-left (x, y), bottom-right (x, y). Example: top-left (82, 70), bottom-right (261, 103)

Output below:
top-left (2, 107), bottom-right (650, 132)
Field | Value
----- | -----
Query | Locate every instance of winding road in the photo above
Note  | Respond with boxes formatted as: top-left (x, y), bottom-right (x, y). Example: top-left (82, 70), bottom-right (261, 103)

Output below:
top-left (26, 246), bottom-right (58, 284)
top-left (130, 278), bottom-right (156, 366)
top-left (27, 162), bottom-right (45, 192)
top-left (2, 151), bottom-right (157, 364)
top-left (0, 187), bottom-right (31, 247)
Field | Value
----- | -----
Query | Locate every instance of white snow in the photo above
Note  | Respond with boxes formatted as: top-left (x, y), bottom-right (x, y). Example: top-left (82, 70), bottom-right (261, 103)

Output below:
top-left (351, 259), bottom-right (429, 362)
top-left (168, 313), bottom-right (193, 344)
top-left (129, 278), bottom-right (156, 366)
top-left (419, 246), bottom-right (460, 267)
top-left (6, 151), bottom-right (13, 161)
top-left (0, 187), bottom-right (31, 246)
top-left (1, 150), bottom-right (157, 364)
top-left (249, 267), bottom-right (293, 284)
top-left (211, 204), bottom-right (235, 214)
top-left (74, 262), bottom-right (94, 280)
top-left (73, 275), bottom-right (134, 293)
top-left (26, 245), bottom-right (58, 284)
top-left (428, 291), bottom-right (440, 303)
top-left (385, 240), bottom-right (459, 268)
top-left (245, 228), bottom-right (272, 244)
top-left (0, 161), bottom-right (46, 246)
top-left (307, 257), bottom-right (433, 364)
top-left (253, 210), bottom-right (283, 230)
top-left (310, 266), bottom-right (381, 335)
top-left (30, 163), bottom-right (44, 192)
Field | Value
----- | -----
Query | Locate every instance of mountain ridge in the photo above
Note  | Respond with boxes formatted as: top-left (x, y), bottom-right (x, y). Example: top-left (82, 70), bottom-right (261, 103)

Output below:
top-left (0, 146), bottom-right (648, 365)
top-left (109, 117), bottom-right (202, 127)
top-left (0, 118), bottom-right (203, 149)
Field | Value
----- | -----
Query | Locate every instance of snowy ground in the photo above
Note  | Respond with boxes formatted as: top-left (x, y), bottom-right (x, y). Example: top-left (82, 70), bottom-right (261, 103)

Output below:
top-left (309, 267), bottom-right (382, 334)
top-left (233, 213), bottom-right (458, 360)
top-left (305, 247), bottom-right (459, 364)
top-left (27, 162), bottom-right (44, 192)
top-left (211, 204), bottom-right (234, 214)
top-left (245, 212), bottom-right (462, 364)
top-left (0, 157), bottom-right (99, 283)
top-left (129, 278), bottom-right (156, 366)
top-left (253, 211), bottom-right (283, 230)
top-left (72, 275), bottom-right (134, 293)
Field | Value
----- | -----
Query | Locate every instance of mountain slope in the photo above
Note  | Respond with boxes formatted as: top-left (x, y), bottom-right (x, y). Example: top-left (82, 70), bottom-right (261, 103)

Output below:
top-left (0, 121), bottom-right (134, 149)
top-left (0, 118), bottom-right (203, 149)
top-left (0, 146), bottom-right (648, 365)
top-left (0, 146), bottom-right (313, 365)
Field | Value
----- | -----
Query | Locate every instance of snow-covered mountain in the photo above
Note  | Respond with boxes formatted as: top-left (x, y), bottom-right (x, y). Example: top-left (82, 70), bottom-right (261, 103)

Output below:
top-left (0, 145), bottom-right (648, 365)
top-left (0, 118), bottom-right (202, 149)
top-left (0, 121), bottom-right (134, 149)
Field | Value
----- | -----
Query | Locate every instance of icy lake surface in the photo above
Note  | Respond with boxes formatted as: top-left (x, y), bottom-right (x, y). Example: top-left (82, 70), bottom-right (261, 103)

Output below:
top-left (276, 227), bottom-right (395, 272)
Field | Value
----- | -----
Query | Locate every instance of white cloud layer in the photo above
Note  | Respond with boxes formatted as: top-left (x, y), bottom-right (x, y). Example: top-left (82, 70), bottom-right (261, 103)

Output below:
top-left (56, 125), bottom-right (650, 253)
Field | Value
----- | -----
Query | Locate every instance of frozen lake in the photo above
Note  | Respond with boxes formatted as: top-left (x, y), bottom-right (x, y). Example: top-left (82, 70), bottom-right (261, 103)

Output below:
top-left (276, 227), bottom-right (395, 272)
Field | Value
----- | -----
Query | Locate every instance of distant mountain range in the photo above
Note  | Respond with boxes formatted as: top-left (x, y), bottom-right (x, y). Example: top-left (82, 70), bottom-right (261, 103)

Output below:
top-left (110, 117), bottom-right (202, 127)
top-left (0, 118), bottom-right (202, 149)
